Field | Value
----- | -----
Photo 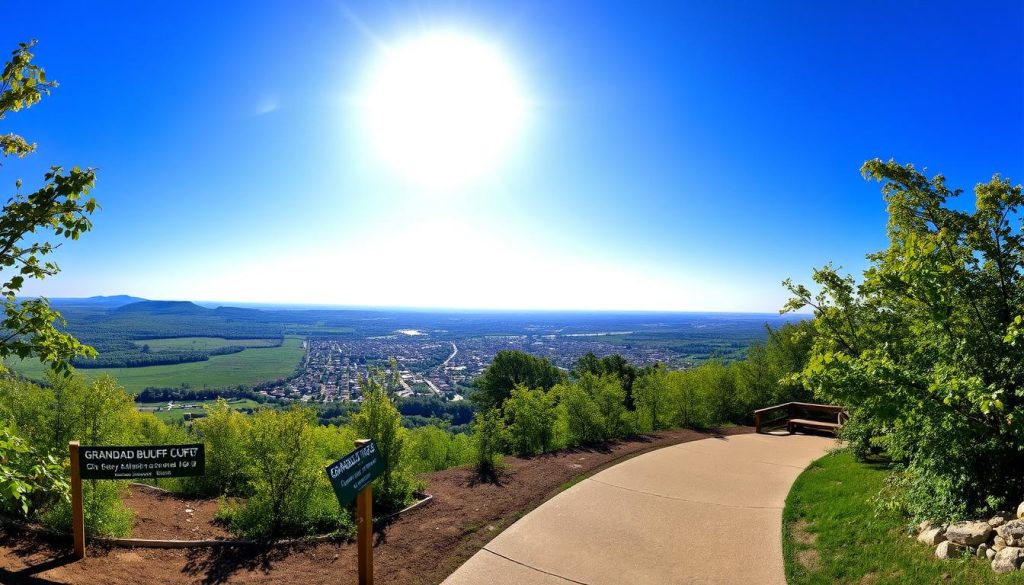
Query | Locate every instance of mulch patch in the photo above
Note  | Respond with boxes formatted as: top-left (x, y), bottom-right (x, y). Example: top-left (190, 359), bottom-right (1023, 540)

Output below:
top-left (0, 426), bottom-right (750, 584)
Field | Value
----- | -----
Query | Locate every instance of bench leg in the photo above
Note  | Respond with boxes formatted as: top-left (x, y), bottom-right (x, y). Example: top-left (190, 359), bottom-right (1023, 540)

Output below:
top-left (787, 421), bottom-right (795, 434)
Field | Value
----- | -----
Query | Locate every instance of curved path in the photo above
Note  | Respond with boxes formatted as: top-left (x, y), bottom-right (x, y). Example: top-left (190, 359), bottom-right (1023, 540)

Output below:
top-left (443, 432), bottom-right (834, 585)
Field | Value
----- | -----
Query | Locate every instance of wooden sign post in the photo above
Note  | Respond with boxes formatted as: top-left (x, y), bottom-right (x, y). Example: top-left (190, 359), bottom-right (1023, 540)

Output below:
top-left (325, 438), bottom-right (386, 585)
top-left (68, 441), bottom-right (86, 560)
top-left (67, 441), bottom-right (206, 560)
top-left (355, 439), bottom-right (373, 585)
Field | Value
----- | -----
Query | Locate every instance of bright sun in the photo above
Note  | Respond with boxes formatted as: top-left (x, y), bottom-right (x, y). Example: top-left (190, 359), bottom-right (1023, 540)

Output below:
top-left (361, 31), bottom-right (528, 188)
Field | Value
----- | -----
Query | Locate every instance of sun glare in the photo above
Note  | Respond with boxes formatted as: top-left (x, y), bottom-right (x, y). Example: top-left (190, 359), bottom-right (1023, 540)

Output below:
top-left (361, 31), bottom-right (528, 188)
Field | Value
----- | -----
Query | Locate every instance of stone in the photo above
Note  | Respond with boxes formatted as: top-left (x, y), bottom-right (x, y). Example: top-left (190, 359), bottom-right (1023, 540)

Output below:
top-left (995, 535), bottom-right (1008, 551)
top-left (917, 527), bottom-right (947, 546)
top-left (918, 519), bottom-right (935, 534)
top-left (946, 521), bottom-right (993, 546)
top-left (992, 547), bottom-right (1024, 574)
top-left (935, 541), bottom-right (962, 559)
top-left (977, 543), bottom-right (990, 558)
top-left (988, 547), bottom-right (998, 560)
top-left (1017, 501), bottom-right (1024, 520)
top-left (990, 514), bottom-right (1010, 528)
top-left (998, 520), bottom-right (1024, 547)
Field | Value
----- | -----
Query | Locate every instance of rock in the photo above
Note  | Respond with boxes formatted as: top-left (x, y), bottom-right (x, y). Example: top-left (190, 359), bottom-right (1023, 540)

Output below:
top-left (946, 521), bottom-right (993, 546)
top-left (977, 543), bottom-right (990, 558)
top-left (998, 520), bottom-right (1024, 547)
top-left (935, 541), bottom-right (962, 559)
top-left (988, 547), bottom-right (998, 560)
top-left (992, 547), bottom-right (1024, 573)
top-left (917, 527), bottom-right (947, 546)
top-left (990, 514), bottom-right (1011, 528)
top-left (995, 535), bottom-right (1008, 551)
top-left (918, 520), bottom-right (935, 534)
top-left (1017, 501), bottom-right (1024, 519)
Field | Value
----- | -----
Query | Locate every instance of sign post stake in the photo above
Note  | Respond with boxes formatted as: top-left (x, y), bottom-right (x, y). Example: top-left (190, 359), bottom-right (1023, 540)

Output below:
top-left (354, 438), bottom-right (373, 585)
top-left (68, 440), bottom-right (85, 560)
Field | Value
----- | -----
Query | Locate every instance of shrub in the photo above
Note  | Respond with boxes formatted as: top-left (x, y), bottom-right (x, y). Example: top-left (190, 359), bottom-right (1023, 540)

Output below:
top-left (556, 382), bottom-right (605, 446)
top-left (502, 386), bottom-right (558, 455)
top-left (632, 369), bottom-right (674, 432)
top-left (42, 480), bottom-right (133, 537)
top-left (228, 407), bottom-right (335, 538)
top-left (187, 399), bottom-right (251, 496)
top-left (352, 374), bottom-right (416, 510)
top-left (407, 424), bottom-right (473, 473)
top-left (472, 409), bottom-right (505, 475)
top-left (0, 425), bottom-right (68, 518)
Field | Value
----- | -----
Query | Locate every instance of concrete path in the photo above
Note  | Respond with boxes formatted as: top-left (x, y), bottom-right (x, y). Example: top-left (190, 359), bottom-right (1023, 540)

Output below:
top-left (443, 432), bottom-right (834, 585)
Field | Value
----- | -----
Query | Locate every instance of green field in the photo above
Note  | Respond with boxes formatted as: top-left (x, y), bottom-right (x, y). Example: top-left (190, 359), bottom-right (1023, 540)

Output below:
top-left (137, 397), bottom-right (264, 423)
top-left (7, 336), bottom-right (306, 393)
top-left (137, 337), bottom-right (280, 351)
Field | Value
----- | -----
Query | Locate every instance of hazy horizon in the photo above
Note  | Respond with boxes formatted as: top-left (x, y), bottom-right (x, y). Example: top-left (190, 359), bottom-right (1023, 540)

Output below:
top-left (45, 293), bottom-right (810, 316)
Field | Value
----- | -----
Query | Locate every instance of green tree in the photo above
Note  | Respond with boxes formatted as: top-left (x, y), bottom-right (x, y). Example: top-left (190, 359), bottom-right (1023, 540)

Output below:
top-left (407, 424), bottom-right (472, 473)
top-left (633, 367), bottom-right (674, 432)
top-left (189, 399), bottom-right (251, 496)
top-left (472, 408), bottom-right (505, 476)
top-left (0, 41), bottom-right (98, 372)
top-left (574, 353), bottom-right (639, 409)
top-left (353, 371), bottom-right (415, 509)
top-left (473, 350), bottom-right (564, 410)
top-left (502, 386), bottom-right (558, 455)
top-left (233, 407), bottom-right (326, 537)
top-left (784, 159), bottom-right (1024, 520)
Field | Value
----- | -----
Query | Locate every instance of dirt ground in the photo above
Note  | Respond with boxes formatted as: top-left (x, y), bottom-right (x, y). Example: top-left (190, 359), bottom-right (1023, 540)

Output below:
top-left (0, 426), bottom-right (750, 585)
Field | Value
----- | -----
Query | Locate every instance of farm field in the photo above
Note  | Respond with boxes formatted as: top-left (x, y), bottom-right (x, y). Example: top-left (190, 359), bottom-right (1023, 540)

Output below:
top-left (136, 337), bottom-right (280, 351)
top-left (137, 397), bottom-right (264, 423)
top-left (6, 336), bottom-right (306, 393)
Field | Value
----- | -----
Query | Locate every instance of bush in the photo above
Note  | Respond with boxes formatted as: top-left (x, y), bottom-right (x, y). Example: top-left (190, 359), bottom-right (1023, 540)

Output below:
top-left (227, 407), bottom-right (344, 538)
top-left (632, 369), bottom-right (674, 432)
top-left (42, 480), bottom-right (133, 537)
top-left (407, 424), bottom-right (473, 473)
top-left (502, 386), bottom-right (558, 455)
top-left (472, 409), bottom-right (505, 475)
top-left (0, 425), bottom-right (68, 518)
top-left (186, 399), bottom-right (251, 496)
top-left (353, 374), bottom-right (416, 510)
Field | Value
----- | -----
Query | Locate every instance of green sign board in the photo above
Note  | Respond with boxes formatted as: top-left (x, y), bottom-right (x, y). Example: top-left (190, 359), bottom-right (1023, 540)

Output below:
top-left (326, 440), bottom-right (385, 506)
top-left (79, 444), bottom-right (205, 480)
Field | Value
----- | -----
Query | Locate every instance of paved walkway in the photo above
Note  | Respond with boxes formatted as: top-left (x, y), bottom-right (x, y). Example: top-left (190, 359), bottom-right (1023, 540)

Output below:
top-left (443, 432), bottom-right (834, 585)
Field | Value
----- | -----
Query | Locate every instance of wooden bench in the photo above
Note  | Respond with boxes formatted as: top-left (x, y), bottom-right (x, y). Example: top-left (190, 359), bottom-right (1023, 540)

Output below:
top-left (787, 418), bottom-right (841, 434)
top-left (754, 402), bottom-right (847, 435)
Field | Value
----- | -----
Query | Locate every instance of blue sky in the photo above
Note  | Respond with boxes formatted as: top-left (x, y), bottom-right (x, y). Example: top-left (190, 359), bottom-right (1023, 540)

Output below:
top-left (1, 1), bottom-right (1021, 312)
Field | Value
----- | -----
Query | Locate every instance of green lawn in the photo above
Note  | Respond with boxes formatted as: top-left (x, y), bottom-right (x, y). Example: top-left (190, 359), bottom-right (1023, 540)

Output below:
top-left (136, 337), bottom-right (280, 351)
top-left (784, 451), bottom-right (1024, 584)
top-left (7, 336), bottom-right (306, 393)
top-left (137, 397), bottom-right (264, 423)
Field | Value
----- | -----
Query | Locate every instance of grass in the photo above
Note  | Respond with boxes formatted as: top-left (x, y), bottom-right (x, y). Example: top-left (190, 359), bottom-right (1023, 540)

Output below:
top-left (784, 451), bottom-right (1024, 584)
top-left (136, 337), bottom-right (280, 351)
top-left (137, 397), bottom-right (264, 423)
top-left (7, 336), bottom-right (306, 393)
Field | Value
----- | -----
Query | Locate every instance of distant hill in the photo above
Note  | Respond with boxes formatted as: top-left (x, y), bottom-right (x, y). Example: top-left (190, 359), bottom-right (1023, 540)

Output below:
top-left (112, 300), bottom-right (210, 315)
top-left (49, 295), bottom-right (147, 308)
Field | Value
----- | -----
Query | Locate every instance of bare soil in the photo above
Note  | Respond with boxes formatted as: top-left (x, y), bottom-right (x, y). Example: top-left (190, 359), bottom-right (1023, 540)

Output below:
top-left (0, 426), bottom-right (750, 585)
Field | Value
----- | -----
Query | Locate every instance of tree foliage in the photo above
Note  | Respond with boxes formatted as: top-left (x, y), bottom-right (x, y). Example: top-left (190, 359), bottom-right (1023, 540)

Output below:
top-left (472, 350), bottom-right (564, 410)
top-left (784, 159), bottom-right (1024, 520)
top-left (0, 41), bottom-right (98, 372)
